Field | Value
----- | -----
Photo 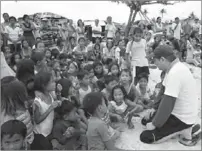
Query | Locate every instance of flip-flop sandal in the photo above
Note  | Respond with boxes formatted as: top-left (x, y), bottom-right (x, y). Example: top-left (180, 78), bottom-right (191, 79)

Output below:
top-left (179, 132), bottom-right (201, 147)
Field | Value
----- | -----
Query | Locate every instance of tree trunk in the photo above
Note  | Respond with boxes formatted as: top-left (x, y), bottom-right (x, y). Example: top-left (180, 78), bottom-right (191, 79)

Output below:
top-left (125, 8), bottom-right (134, 37)
top-left (125, 10), bottom-right (139, 37)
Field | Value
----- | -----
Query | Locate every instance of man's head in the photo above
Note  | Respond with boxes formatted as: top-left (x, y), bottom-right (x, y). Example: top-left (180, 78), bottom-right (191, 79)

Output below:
top-left (107, 16), bottom-right (112, 24)
top-left (9, 16), bottom-right (17, 26)
top-left (95, 19), bottom-right (99, 25)
top-left (175, 17), bottom-right (180, 24)
top-left (3, 13), bottom-right (9, 22)
top-left (153, 45), bottom-right (176, 71)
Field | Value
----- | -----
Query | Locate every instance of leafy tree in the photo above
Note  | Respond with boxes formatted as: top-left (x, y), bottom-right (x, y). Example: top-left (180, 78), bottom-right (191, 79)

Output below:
top-left (112, 0), bottom-right (185, 37)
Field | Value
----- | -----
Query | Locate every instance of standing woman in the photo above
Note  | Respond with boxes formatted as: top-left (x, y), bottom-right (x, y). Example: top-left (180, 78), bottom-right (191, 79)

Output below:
top-left (155, 17), bottom-right (164, 33)
top-left (32, 14), bottom-right (41, 39)
top-left (76, 19), bottom-right (85, 39)
top-left (21, 15), bottom-right (36, 47)
top-left (67, 19), bottom-right (76, 39)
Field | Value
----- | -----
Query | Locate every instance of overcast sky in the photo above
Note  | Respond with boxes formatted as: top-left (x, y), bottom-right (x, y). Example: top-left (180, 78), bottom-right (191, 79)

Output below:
top-left (1, 1), bottom-right (201, 23)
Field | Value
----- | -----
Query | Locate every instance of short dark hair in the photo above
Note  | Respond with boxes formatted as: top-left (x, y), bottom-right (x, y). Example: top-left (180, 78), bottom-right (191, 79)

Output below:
top-left (84, 64), bottom-right (93, 72)
top-left (133, 27), bottom-right (143, 35)
top-left (51, 49), bottom-right (60, 59)
top-left (120, 69), bottom-right (132, 78)
top-left (83, 92), bottom-right (107, 117)
top-left (3, 13), bottom-right (9, 17)
top-left (104, 75), bottom-right (118, 85)
top-left (137, 72), bottom-right (149, 82)
top-left (1, 120), bottom-right (27, 139)
top-left (58, 53), bottom-right (68, 60)
top-left (77, 70), bottom-right (89, 80)
top-left (9, 16), bottom-right (16, 21)
top-left (34, 71), bottom-right (52, 93)
top-left (23, 14), bottom-right (29, 21)
top-left (31, 52), bottom-right (45, 65)
top-left (58, 100), bottom-right (76, 117)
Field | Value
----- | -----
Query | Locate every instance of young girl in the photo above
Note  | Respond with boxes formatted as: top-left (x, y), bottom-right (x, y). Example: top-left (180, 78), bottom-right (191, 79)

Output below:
top-left (126, 27), bottom-right (149, 85)
top-left (21, 40), bottom-right (32, 59)
top-left (103, 40), bottom-right (116, 61)
top-left (93, 43), bottom-right (102, 60)
top-left (108, 62), bottom-right (120, 78)
top-left (33, 71), bottom-right (61, 138)
top-left (68, 36), bottom-right (77, 52)
top-left (11, 53), bottom-right (22, 72)
top-left (119, 69), bottom-right (140, 103)
top-left (1, 76), bottom-right (34, 146)
top-left (93, 61), bottom-right (105, 80)
top-left (83, 92), bottom-right (121, 150)
top-left (136, 73), bottom-right (153, 109)
top-left (109, 85), bottom-right (143, 129)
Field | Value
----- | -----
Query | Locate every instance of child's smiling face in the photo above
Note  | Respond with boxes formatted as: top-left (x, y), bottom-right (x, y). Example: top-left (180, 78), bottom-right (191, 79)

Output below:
top-left (139, 78), bottom-right (148, 89)
top-left (110, 65), bottom-right (119, 76)
top-left (113, 88), bottom-right (124, 104)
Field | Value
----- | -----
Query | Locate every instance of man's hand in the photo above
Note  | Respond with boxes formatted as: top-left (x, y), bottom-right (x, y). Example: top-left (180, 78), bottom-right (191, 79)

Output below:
top-left (146, 122), bottom-right (156, 130)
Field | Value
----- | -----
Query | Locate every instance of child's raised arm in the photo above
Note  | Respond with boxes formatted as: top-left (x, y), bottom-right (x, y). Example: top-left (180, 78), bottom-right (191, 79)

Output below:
top-left (33, 100), bottom-right (60, 124)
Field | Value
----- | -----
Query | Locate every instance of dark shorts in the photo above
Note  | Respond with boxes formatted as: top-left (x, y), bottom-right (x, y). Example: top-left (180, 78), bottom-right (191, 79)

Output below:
top-left (8, 43), bottom-right (21, 53)
top-left (140, 114), bottom-right (192, 144)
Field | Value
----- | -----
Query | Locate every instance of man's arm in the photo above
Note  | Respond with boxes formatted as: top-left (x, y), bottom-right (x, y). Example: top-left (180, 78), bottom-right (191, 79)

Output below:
top-left (152, 95), bottom-right (176, 128)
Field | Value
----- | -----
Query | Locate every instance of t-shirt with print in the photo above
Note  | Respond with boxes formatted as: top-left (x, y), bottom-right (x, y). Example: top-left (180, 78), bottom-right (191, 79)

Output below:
top-left (163, 61), bottom-right (198, 124)
top-left (86, 117), bottom-right (115, 150)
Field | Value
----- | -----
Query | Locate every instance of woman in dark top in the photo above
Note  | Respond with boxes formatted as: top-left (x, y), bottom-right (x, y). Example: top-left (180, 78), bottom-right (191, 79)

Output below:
top-left (21, 15), bottom-right (36, 47)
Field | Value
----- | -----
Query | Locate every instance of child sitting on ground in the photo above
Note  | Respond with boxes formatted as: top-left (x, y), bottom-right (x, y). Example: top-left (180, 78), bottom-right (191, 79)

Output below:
top-left (52, 100), bottom-right (87, 150)
top-left (77, 70), bottom-right (92, 105)
top-left (83, 92), bottom-right (121, 150)
top-left (1, 120), bottom-right (27, 150)
top-left (109, 85), bottom-right (143, 129)
top-left (101, 75), bottom-right (119, 102)
top-left (136, 73), bottom-right (154, 109)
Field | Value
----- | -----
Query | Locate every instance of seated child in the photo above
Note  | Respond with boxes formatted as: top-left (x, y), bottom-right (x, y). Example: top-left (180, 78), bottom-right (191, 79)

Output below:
top-left (109, 85), bottom-right (143, 129)
top-left (83, 92), bottom-right (121, 150)
top-left (101, 75), bottom-right (118, 102)
top-left (77, 70), bottom-right (92, 105)
top-left (108, 62), bottom-right (120, 78)
top-left (141, 71), bottom-right (166, 126)
top-left (136, 73), bottom-right (154, 109)
top-left (52, 100), bottom-right (87, 150)
top-left (1, 120), bottom-right (27, 150)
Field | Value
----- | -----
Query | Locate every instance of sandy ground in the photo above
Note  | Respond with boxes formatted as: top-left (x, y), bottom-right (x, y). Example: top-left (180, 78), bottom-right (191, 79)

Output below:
top-left (115, 64), bottom-right (201, 150)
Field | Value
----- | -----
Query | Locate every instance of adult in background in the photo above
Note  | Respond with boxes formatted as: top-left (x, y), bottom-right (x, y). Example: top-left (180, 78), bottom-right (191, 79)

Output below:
top-left (155, 17), bottom-right (164, 33)
top-left (76, 19), bottom-right (85, 39)
top-left (67, 19), bottom-right (77, 39)
top-left (192, 18), bottom-right (200, 33)
top-left (140, 45), bottom-right (199, 146)
top-left (105, 16), bottom-right (116, 40)
top-left (1, 13), bottom-right (10, 47)
top-left (32, 14), bottom-right (41, 39)
top-left (182, 19), bottom-right (192, 36)
top-left (4, 16), bottom-right (24, 53)
top-left (21, 14), bottom-right (36, 48)
top-left (92, 19), bottom-right (102, 44)
top-left (172, 17), bottom-right (182, 41)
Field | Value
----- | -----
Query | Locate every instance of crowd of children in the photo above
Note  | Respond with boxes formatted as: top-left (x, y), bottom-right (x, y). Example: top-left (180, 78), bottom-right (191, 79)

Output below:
top-left (1, 12), bottom-right (201, 150)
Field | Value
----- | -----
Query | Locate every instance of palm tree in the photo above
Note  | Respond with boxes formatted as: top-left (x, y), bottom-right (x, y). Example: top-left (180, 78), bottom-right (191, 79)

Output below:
top-left (160, 8), bottom-right (167, 19)
top-left (143, 9), bottom-right (148, 16)
top-left (189, 12), bottom-right (195, 19)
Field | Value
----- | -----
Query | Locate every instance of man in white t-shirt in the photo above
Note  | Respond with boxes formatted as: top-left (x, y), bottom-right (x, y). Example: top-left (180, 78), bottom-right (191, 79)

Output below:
top-left (140, 45), bottom-right (199, 145)
top-left (4, 16), bottom-right (24, 53)
top-left (105, 16), bottom-right (116, 39)
top-left (92, 19), bottom-right (102, 43)
top-left (172, 17), bottom-right (182, 40)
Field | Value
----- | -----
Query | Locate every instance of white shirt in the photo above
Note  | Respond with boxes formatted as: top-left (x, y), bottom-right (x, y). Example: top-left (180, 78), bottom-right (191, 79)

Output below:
top-left (126, 39), bottom-right (149, 67)
top-left (110, 101), bottom-right (128, 115)
top-left (105, 23), bottom-right (116, 38)
top-left (5, 25), bottom-right (23, 44)
top-left (92, 24), bottom-right (102, 38)
top-left (172, 22), bottom-right (182, 40)
top-left (163, 61), bottom-right (198, 124)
